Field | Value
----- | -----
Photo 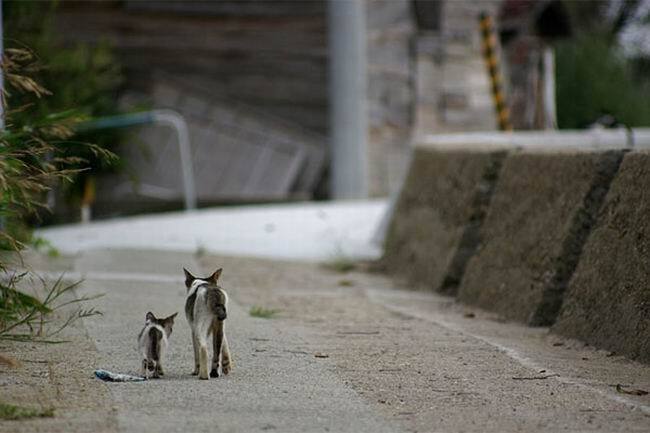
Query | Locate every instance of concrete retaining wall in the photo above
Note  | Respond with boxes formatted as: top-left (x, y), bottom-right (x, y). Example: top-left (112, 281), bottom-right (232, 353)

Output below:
top-left (553, 151), bottom-right (650, 362)
top-left (457, 150), bottom-right (624, 325)
top-left (382, 146), bottom-right (504, 293)
top-left (381, 129), bottom-right (650, 362)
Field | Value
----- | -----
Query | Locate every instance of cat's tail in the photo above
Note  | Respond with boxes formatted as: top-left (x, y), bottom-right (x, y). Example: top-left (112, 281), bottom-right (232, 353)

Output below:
top-left (149, 327), bottom-right (162, 362)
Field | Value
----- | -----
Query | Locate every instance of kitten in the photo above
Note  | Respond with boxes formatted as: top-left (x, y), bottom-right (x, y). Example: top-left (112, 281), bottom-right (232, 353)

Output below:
top-left (138, 311), bottom-right (177, 379)
top-left (183, 268), bottom-right (232, 380)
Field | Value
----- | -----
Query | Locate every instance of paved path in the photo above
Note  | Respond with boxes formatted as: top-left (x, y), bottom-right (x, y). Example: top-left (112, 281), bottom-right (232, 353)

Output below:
top-left (3, 248), bottom-right (649, 432)
top-left (74, 250), bottom-right (396, 433)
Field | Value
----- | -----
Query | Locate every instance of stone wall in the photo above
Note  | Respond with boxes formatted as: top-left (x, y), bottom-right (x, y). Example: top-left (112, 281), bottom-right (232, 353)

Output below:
top-left (414, 0), bottom-right (502, 135)
top-left (366, 0), bottom-right (416, 197)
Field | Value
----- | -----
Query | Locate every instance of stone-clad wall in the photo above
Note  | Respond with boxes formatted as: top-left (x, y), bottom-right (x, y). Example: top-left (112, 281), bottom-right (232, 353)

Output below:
top-left (366, 0), bottom-right (416, 197)
top-left (365, 0), bottom-right (506, 197)
top-left (414, 0), bottom-right (502, 135)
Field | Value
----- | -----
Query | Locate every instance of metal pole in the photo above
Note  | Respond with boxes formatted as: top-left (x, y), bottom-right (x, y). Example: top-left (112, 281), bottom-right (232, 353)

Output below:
top-left (328, 0), bottom-right (368, 199)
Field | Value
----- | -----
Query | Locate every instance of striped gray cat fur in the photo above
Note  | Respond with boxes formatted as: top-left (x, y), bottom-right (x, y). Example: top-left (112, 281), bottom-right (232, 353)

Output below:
top-left (183, 267), bottom-right (233, 380)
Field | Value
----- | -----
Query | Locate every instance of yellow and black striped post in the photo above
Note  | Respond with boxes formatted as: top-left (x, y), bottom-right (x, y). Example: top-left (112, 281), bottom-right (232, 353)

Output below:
top-left (479, 12), bottom-right (512, 131)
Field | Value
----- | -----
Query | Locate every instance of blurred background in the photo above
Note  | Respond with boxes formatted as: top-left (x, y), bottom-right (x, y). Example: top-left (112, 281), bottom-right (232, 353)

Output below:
top-left (3, 0), bottom-right (650, 225)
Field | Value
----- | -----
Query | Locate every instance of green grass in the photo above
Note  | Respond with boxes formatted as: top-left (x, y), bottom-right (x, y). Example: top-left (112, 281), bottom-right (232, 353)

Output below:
top-left (0, 273), bottom-right (103, 343)
top-left (249, 306), bottom-right (280, 319)
top-left (323, 256), bottom-right (357, 273)
top-left (321, 245), bottom-right (359, 273)
top-left (0, 403), bottom-right (54, 420)
top-left (30, 236), bottom-right (60, 258)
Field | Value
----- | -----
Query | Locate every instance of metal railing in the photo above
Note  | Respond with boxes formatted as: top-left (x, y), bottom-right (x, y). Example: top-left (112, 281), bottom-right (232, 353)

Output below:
top-left (78, 109), bottom-right (197, 211)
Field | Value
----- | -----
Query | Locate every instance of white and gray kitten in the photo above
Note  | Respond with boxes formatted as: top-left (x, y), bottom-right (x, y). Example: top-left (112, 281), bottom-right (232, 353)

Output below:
top-left (138, 311), bottom-right (177, 378)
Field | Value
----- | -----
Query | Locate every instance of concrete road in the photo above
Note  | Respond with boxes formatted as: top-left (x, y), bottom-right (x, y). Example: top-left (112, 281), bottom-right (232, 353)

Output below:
top-left (3, 248), bottom-right (649, 432)
top-left (73, 249), bottom-right (396, 433)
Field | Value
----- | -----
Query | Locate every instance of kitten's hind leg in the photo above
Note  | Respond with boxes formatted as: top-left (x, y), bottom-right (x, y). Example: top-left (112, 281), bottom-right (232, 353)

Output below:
top-left (141, 359), bottom-right (149, 378)
top-left (155, 362), bottom-right (164, 377)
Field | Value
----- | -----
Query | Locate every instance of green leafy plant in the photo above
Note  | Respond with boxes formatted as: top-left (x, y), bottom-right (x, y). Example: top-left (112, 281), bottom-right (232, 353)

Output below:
top-left (0, 273), bottom-right (102, 343)
top-left (30, 237), bottom-right (60, 258)
top-left (0, 47), bottom-right (107, 343)
top-left (555, 34), bottom-right (650, 129)
top-left (4, 0), bottom-right (124, 209)
top-left (0, 47), bottom-right (115, 248)
top-left (555, 2), bottom-right (650, 129)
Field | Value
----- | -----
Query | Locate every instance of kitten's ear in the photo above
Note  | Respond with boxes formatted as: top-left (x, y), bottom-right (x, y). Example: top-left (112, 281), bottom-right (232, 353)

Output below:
top-left (145, 311), bottom-right (155, 322)
top-left (183, 267), bottom-right (195, 289)
top-left (163, 312), bottom-right (178, 335)
top-left (208, 268), bottom-right (223, 284)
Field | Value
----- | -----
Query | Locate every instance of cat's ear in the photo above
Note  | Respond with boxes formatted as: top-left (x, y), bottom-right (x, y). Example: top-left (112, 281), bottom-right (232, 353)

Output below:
top-left (207, 268), bottom-right (223, 284)
top-left (163, 312), bottom-right (178, 335)
top-left (183, 268), bottom-right (195, 289)
top-left (145, 311), bottom-right (155, 322)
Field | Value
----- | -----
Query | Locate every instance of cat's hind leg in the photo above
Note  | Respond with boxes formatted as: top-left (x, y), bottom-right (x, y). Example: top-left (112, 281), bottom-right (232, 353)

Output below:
top-left (191, 328), bottom-right (200, 375)
top-left (221, 333), bottom-right (232, 375)
top-left (198, 344), bottom-right (209, 380)
top-left (196, 320), bottom-right (212, 380)
top-left (211, 321), bottom-right (223, 378)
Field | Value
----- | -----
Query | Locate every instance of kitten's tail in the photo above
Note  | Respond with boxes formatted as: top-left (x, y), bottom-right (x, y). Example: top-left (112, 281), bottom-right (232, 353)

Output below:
top-left (149, 327), bottom-right (162, 362)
